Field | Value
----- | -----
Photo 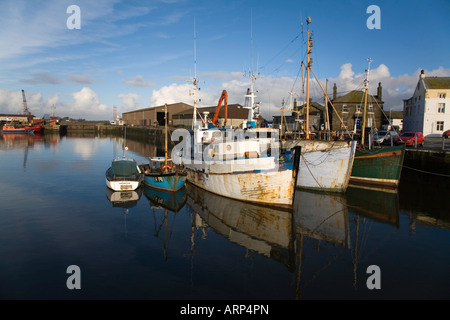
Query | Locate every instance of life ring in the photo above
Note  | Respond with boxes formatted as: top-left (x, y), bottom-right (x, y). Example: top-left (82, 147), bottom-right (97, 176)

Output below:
top-left (162, 165), bottom-right (171, 170)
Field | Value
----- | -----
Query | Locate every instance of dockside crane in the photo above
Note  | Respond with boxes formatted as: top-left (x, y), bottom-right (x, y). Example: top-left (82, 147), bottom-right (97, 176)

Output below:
top-left (22, 90), bottom-right (31, 116)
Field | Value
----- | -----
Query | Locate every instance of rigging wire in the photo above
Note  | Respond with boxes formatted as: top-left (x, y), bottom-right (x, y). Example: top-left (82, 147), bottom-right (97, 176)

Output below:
top-left (260, 32), bottom-right (303, 74)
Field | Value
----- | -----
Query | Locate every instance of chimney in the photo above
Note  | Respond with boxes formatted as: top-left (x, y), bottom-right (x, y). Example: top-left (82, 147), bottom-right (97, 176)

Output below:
top-left (377, 82), bottom-right (382, 101)
top-left (420, 69), bottom-right (425, 79)
top-left (333, 83), bottom-right (337, 100)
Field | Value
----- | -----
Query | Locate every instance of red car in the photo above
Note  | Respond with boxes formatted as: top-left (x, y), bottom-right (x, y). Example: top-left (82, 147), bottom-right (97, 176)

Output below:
top-left (398, 132), bottom-right (424, 146)
top-left (443, 130), bottom-right (450, 139)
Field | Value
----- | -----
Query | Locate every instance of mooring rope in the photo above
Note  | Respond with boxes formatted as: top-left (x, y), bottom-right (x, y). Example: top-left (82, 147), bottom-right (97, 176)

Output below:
top-left (402, 165), bottom-right (450, 178)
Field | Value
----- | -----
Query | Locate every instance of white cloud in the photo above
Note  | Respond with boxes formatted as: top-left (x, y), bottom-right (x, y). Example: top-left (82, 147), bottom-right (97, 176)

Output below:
top-left (118, 93), bottom-right (143, 110)
top-left (337, 63), bottom-right (355, 80)
top-left (0, 89), bottom-right (24, 114)
top-left (69, 87), bottom-right (108, 119)
top-left (149, 83), bottom-right (216, 108)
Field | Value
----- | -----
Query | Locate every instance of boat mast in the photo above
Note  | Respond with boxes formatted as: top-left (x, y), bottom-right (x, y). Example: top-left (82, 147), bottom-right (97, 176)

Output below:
top-left (122, 125), bottom-right (127, 158)
top-left (303, 17), bottom-right (313, 140)
top-left (192, 18), bottom-right (198, 129)
top-left (188, 18), bottom-right (201, 129)
top-left (164, 103), bottom-right (168, 167)
top-left (361, 58), bottom-right (372, 148)
top-left (244, 10), bottom-right (259, 128)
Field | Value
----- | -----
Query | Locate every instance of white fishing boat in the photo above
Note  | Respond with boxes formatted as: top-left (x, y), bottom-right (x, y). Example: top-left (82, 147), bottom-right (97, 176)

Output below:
top-left (105, 157), bottom-right (142, 191)
top-left (282, 17), bottom-right (356, 193)
top-left (284, 139), bottom-right (356, 192)
top-left (175, 21), bottom-right (301, 208)
top-left (105, 127), bottom-right (143, 191)
top-left (178, 64), bottom-right (300, 207)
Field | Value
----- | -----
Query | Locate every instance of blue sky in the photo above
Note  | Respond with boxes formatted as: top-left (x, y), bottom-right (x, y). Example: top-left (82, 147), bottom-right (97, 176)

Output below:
top-left (0, 0), bottom-right (449, 120)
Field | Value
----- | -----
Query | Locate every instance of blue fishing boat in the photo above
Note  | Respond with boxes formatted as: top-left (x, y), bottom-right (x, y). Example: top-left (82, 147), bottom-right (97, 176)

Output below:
top-left (140, 103), bottom-right (186, 192)
top-left (141, 157), bottom-right (186, 192)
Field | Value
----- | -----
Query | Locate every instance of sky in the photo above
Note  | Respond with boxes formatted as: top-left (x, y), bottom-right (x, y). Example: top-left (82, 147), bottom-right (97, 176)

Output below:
top-left (0, 0), bottom-right (449, 121)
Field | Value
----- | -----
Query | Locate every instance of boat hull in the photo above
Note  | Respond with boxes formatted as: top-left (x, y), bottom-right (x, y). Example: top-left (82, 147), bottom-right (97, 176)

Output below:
top-left (186, 167), bottom-right (296, 207)
top-left (284, 140), bottom-right (356, 192)
top-left (349, 145), bottom-right (405, 188)
top-left (143, 172), bottom-right (187, 192)
top-left (106, 178), bottom-right (141, 192)
top-left (28, 125), bottom-right (43, 133)
top-left (105, 167), bottom-right (142, 191)
top-left (2, 126), bottom-right (34, 134)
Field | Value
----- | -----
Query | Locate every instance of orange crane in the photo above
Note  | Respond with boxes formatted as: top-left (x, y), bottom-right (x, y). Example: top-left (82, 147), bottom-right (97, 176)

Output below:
top-left (212, 90), bottom-right (228, 126)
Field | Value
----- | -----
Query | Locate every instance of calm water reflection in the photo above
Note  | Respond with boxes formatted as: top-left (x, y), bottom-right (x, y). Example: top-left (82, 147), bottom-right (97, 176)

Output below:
top-left (0, 132), bottom-right (449, 300)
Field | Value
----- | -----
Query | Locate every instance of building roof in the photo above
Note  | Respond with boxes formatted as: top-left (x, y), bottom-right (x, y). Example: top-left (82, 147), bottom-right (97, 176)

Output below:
top-left (122, 102), bottom-right (192, 115)
top-left (332, 90), bottom-right (382, 103)
top-left (423, 77), bottom-right (450, 90)
top-left (296, 101), bottom-right (325, 113)
top-left (173, 104), bottom-right (249, 119)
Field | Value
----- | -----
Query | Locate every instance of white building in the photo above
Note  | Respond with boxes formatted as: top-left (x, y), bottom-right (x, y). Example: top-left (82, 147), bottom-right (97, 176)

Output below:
top-left (403, 70), bottom-right (450, 137)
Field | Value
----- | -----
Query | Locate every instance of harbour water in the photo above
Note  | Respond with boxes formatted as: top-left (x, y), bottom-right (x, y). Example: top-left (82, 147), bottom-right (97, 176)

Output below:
top-left (0, 132), bottom-right (449, 300)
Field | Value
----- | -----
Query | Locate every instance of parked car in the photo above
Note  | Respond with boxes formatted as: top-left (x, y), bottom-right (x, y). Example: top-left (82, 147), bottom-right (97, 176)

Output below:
top-left (373, 130), bottom-right (400, 145)
top-left (443, 130), bottom-right (450, 139)
top-left (398, 131), bottom-right (424, 146)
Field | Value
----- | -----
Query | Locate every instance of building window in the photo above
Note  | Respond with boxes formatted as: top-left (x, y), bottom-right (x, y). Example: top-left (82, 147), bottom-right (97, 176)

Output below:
top-left (438, 103), bottom-right (445, 113)
top-left (356, 105), bottom-right (361, 113)
top-left (440, 93), bottom-right (446, 98)
top-left (342, 105), bottom-right (348, 113)
top-left (368, 104), bottom-right (374, 113)
top-left (436, 121), bottom-right (444, 131)
top-left (342, 117), bottom-right (348, 127)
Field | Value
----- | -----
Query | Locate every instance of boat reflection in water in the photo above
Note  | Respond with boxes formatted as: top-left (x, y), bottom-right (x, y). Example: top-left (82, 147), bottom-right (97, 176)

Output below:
top-left (143, 185), bottom-right (187, 213)
top-left (105, 186), bottom-right (143, 209)
top-left (186, 183), bottom-right (296, 271)
top-left (346, 185), bottom-right (400, 227)
top-left (293, 190), bottom-right (350, 247)
top-left (106, 187), bottom-right (143, 235)
top-left (292, 186), bottom-right (401, 299)
top-left (292, 190), bottom-right (349, 299)
top-left (143, 185), bottom-right (187, 260)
